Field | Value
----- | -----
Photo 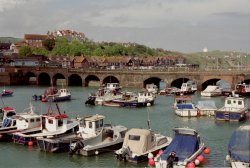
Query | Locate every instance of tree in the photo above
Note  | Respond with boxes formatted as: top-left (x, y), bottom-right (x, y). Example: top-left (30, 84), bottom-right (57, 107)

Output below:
top-left (19, 46), bottom-right (32, 56)
top-left (42, 38), bottom-right (55, 51)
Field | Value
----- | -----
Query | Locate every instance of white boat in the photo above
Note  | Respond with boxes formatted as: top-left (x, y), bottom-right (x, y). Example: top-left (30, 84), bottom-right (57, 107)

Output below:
top-left (146, 83), bottom-right (158, 94)
top-left (174, 81), bottom-right (197, 95)
top-left (173, 96), bottom-right (198, 117)
top-left (111, 91), bottom-right (155, 107)
top-left (196, 100), bottom-right (218, 116)
top-left (13, 103), bottom-right (79, 148)
top-left (215, 95), bottom-right (248, 121)
top-left (69, 114), bottom-right (128, 156)
top-left (85, 84), bottom-right (123, 106)
top-left (154, 127), bottom-right (208, 168)
top-left (1, 103), bottom-right (41, 142)
top-left (0, 106), bottom-right (16, 125)
top-left (115, 128), bottom-right (172, 163)
top-left (226, 125), bottom-right (250, 168)
top-left (234, 82), bottom-right (250, 97)
top-left (201, 85), bottom-right (222, 97)
top-left (33, 87), bottom-right (71, 102)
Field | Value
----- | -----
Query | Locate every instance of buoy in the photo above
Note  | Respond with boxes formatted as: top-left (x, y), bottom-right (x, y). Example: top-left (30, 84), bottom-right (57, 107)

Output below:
top-left (28, 141), bottom-right (33, 146)
top-left (147, 103), bottom-right (151, 107)
top-left (148, 158), bottom-right (155, 166)
top-left (204, 147), bottom-right (211, 155)
top-left (194, 159), bottom-right (200, 166)
top-left (148, 152), bottom-right (154, 159)
top-left (197, 155), bottom-right (204, 163)
top-left (95, 151), bottom-right (99, 155)
top-left (187, 162), bottom-right (195, 168)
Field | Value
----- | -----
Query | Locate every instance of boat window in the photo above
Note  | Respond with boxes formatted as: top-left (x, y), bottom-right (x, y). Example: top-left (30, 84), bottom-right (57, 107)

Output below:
top-left (48, 119), bottom-right (53, 124)
top-left (36, 118), bottom-right (41, 122)
top-left (129, 135), bottom-right (140, 141)
top-left (58, 119), bottom-right (63, 127)
top-left (80, 120), bottom-right (85, 127)
top-left (89, 122), bottom-right (92, 128)
top-left (100, 119), bottom-right (103, 127)
top-left (120, 131), bottom-right (126, 138)
top-left (13, 120), bottom-right (16, 126)
top-left (227, 100), bottom-right (231, 104)
top-left (95, 120), bottom-right (99, 128)
top-left (30, 118), bottom-right (35, 122)
top-left (6, 112), bottom-right (16, 117)
top-left (0, 112), bottom-right (3, 119)
top-left (238, 101), bottom-right (242, 105)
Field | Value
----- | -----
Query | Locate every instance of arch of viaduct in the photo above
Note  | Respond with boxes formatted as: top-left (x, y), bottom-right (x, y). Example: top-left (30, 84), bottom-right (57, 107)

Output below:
top-left (17, 67), bottom-right (250, 91)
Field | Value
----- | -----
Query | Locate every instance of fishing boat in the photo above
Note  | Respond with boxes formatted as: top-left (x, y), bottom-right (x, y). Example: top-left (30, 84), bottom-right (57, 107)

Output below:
top-left (173, 96), bottom-right (198, 117)
top-left (85, 86), bottom-right (123, 106)
top-left (114, 128), bottom-right (172, 163)
top-left (69, 114), bottom-right (128, 156)
top-left (234, 82), bottom-right (250, 97)
top-left (13, 103), bottom-right (78, 147)
top-left (0, 89), bottom-right (13, 97)
top-left (111, 91), bottom-right (155, 107)
top-left (196, 100), bottom-right (218, 116)
top-left (201, 85), bottom-right (222, 97)
top-left (0, 104), bottom-right (41, 142)
top-left (0, 106), bottom-right (16, 125)
top-left (154, 127), bottom-right (209, 168)
top-left (174, 81), bottom-right (197, 96)
top-left (226, 125), bottom-right (250, 168)
top-left (215, 95), bottom-right (248, 121)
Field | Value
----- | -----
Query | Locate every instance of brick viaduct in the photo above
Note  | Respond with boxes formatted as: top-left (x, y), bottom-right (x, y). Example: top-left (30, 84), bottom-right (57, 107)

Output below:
top-left (2, 67), bottom-right (250, 90)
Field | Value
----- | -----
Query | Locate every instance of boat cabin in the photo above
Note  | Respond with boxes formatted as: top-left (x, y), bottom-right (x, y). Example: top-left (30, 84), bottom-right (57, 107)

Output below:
top-left (235, 83), bottom-right (250, 93)
top-left (174, 96), bottom-right (193, 109)
top-left (138, 91), bottom-right (155, 102)
top-left (41, 113), bottom-right (69, 132)
top-left (146, 84), bottom-right (158, 93)
top-left (105, 83), bottom-right (121, 91)
top-left (14, 114), bottom-right (41, 130)
top-left (78, 114), bottom-right (105, 137)
top-left (57, 88), bottom-right (70, 96)
top-left (122, 128), bottom-right (155, 155)
top-left (0, 107), bottom-right (16, 121)
top-left (224, 96), bottom-right (246, 109)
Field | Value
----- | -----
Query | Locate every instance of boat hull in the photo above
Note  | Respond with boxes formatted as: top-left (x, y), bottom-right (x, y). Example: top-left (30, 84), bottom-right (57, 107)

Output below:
top-left (215, 111), bottom-right (247, 121)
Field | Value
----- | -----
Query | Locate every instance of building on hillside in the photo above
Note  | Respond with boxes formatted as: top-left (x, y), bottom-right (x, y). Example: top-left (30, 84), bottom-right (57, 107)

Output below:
top-left (50, 56), bottom-right (73, 68)
top-left (24, 34), bottom-right (48, 48)
top-left (47, 30), bottom-right (85, 42)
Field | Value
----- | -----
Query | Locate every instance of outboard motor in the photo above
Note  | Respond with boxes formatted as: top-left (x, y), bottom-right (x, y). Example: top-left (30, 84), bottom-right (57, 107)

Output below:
top-left (68, 140), bottom-right (85, 156)
top-left (85, 96), bottom-right (96, 105)
top-left (115, 146), bottom-right (132, 162)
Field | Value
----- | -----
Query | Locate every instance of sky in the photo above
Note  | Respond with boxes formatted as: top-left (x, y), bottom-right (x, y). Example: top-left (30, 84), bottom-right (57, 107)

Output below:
top-left (0, 0), bottom-right (249, 53)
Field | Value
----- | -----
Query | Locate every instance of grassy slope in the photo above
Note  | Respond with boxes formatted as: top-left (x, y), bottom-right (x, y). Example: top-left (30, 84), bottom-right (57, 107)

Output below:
top-left (0, 37), bottom-right (22, 43)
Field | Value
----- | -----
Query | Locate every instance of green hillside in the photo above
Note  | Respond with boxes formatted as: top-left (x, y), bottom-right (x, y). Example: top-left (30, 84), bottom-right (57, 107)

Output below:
top-left (0, 37), bottom-right (22, 43)
top-left (185, 50), bottom-right (250, 68)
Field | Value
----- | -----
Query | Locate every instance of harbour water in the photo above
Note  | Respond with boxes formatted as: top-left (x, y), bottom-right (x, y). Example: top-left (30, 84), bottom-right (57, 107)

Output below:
top-left (0, 86), bottom-right (249, 168)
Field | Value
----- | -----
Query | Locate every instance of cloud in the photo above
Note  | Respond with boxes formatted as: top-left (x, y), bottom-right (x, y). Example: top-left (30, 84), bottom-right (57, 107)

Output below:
top-left (0, 0), bottom-right (249, 52)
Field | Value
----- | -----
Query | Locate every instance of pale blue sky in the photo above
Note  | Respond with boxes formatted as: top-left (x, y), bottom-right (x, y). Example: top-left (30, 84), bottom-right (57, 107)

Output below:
top-left (0, 0), bottom-right (249, 53)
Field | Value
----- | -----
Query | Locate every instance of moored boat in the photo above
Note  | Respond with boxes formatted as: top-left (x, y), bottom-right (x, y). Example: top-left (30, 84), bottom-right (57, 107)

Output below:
top-left (69, 114), bottom-right (128, 156)
top-left (114, 128), bottom-right (172, 163)
top-left (0, 89), bottom-right (13, 97)
top-left (174, 81), bottom-right (197, 96)
top-left (226, 125), bottom-right (250, 168)
top-left (173, 96), bottom-right (198, 117)
top-left (201, 85), bottom-right (222, 97)
top-left (196, 100), bottom-right (218, 116)
top-left (13, 103), bottom-right (78, 147)
top-left (234, 82), bottom-right (250, 97)
top-left (215, 95), bottom-right (248, 121)
top-left (154, 127), bottom-right (209, 168)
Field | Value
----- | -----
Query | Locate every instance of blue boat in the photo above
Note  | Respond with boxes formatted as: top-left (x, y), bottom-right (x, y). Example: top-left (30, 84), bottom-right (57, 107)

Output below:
top-left (154, 127), bottom-right (207, 168)
top-left (226, 125), bottom-right (250, 168)
top-left (215, 96), bottom-right (248, 121)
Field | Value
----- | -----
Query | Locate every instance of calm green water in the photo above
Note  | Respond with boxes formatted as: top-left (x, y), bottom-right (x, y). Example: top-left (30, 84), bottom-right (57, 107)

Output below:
top-left (0, 86), bottom-right (249, 168)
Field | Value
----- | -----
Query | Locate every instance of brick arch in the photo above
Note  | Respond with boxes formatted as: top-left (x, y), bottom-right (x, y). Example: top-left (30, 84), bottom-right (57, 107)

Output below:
top-left (68, 74), bottom-right (83, 86)
top-left (38, 72), bottom-right (51, 86)
top-left (102, 75), bottom-right (120, 84)
top-left (85, 75), bottom-right (100, 87)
